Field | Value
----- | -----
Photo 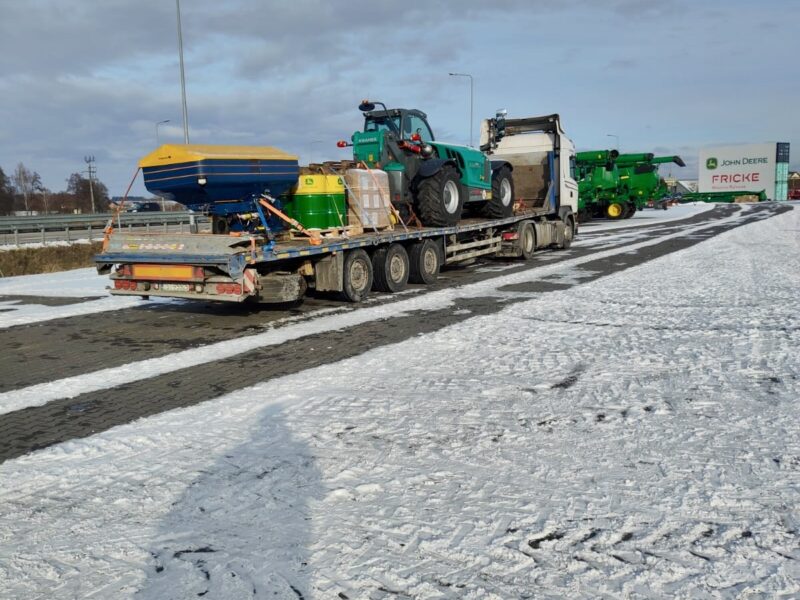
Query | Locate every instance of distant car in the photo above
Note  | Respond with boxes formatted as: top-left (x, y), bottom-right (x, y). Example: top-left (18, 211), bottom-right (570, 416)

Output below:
top-left (125, 201), bottom-right (161, 212)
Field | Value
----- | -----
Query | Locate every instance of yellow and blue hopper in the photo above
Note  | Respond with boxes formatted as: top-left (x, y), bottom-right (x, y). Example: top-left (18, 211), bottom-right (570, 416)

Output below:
top-left (139, 144), bottom-right (299, 215)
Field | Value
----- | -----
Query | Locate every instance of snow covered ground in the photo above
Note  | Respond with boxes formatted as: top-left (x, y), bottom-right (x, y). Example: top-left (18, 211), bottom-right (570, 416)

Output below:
top-left (1, 205), bottom-right (798, 598)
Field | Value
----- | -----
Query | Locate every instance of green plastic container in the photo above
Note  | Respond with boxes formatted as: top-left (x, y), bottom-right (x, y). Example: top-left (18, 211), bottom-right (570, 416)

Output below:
top-left (283, 175), bottom-right (347, 229)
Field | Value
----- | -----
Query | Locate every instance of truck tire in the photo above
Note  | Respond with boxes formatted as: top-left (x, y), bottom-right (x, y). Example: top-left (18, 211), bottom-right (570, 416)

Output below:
top-left (482, 166), bottom-right (515, 218)
top-left (409, 239), bottom-right (442, 284)
top-left (372, 243), bottom-right (409, 293)
top-left (415, 165), bottom-right (464, 227)
top-left (340, 249), bottom-right (373, 302)
top-left (560, 215), bottom-right (575, 249)
top-left (518, 221), bottom-right (536, 259)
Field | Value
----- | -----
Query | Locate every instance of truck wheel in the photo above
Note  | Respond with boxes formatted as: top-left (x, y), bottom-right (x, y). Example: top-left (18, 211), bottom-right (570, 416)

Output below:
top-left (372, 243), bottom-right (409, 293)
top-left (518, 221), bottom-right (536, 259)
top-left (560, 216), bottom-right (575, 249)
top-left (409, 239), bottom-right (442, 284)
top-left (482, 166), bottom-right (515, 218)
top-left (415, 165), bottom-right (464, 226)
top-left (340, 249), bottom-right (373, 302)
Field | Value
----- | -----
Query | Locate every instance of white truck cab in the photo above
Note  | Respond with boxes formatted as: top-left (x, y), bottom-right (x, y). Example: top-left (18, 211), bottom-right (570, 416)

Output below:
top-left (480, 113), bottom-right (579, 217)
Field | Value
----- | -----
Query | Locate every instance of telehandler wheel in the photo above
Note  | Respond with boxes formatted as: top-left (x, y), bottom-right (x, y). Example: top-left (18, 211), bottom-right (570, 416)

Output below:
top-left (482, 166), bottom-right (515, 218)
top-left (606, 202), bottom-right (625, 219)
top-left (518, 221), bottom-right (536, 260)
top-left (409, 239), bottom-right (442, 284)
top-left (340, 249), bottom-right (373, 302)
top-left (560, 216), bottom-right (575, 249)
top-left (415, 165), bottom-right (464, 226)
top-left (372, 243), bottom-right (410, 293)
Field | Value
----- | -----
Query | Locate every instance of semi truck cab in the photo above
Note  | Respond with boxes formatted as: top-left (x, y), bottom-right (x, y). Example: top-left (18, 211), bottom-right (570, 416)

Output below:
top-left (480, 113), bottom-right (579, 218)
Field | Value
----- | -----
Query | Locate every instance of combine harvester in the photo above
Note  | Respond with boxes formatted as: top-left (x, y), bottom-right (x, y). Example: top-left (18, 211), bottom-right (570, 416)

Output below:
top-left (576, 151), bottom-right (684, 220)
top-left (96, 104), bottom-right (578, 305)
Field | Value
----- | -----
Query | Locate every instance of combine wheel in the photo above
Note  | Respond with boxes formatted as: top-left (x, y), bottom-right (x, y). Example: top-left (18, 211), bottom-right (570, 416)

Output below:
top-left (560, 215), bottom-right (575, 249)
top-left (622, 203), bottom-right (636, 219)
top-left (482, 166), bottom-right (515, 218)
top-left (408, 239), bottom-right (442, 284)
top-left (372, 243), bottom-right (410, 293)
top-left (340, 249), bottom-right (373, 302)
top-left (606, 202), bottom-right (625, 219)
top-left (415, 165), bottom-right (464, 226)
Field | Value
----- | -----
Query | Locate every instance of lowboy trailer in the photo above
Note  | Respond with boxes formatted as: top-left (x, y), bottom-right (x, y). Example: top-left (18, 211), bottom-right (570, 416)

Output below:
top-left (96, 207), bottom-right (573, 304)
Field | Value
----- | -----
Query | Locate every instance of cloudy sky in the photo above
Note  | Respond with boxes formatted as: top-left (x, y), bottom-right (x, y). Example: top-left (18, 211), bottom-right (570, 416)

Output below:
top-left (0, 0), bottom-right (797, 196)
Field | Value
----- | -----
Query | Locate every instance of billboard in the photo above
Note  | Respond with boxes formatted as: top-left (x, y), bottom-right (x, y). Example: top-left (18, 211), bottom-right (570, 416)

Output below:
top-left (698, 143), bottom-right (776, 198)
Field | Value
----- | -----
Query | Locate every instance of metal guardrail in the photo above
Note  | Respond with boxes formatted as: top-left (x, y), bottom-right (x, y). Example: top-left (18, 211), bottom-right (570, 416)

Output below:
top-left (0, 211), bottom-right (208, 233)
top-left (0, 212), bottom-right (211, 246)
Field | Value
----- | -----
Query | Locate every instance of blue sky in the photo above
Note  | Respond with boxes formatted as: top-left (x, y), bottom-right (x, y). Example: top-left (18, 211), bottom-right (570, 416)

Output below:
top-left (0, 0), bottom-right (797, 196)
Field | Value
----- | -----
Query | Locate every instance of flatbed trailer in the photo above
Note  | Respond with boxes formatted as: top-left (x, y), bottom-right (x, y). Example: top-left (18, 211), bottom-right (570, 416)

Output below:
top-left (95, 205), bottom-right (575, 305)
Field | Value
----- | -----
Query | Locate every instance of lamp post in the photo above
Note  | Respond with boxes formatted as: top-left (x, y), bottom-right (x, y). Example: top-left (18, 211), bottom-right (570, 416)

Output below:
top-left (176, 0), bottom-right (190, 144)
top-left (606, 133), bottom-right (620, 151)
top-left (156, 119), bottom-right (170, 146)
top-left (449, 72), bottom-right (474, 147)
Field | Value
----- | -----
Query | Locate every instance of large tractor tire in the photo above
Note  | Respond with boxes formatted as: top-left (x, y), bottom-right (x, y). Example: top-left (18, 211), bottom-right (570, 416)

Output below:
top-left (415, 165), bottom-right (464, 227)
top-left (482, 166), bottom-right (515, 218)
top-left (340, 249), bottom-right (373, 302)
top-left (605, 202), bottom-right (625, 220)
top-left (408, 239), bottom-right (442, 284)
top-left (372, 243), bottom-right (410, 293)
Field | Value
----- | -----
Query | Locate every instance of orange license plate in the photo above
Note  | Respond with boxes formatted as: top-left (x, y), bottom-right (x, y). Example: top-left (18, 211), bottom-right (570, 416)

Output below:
top-left (132, 264), bottom-right (194, 280)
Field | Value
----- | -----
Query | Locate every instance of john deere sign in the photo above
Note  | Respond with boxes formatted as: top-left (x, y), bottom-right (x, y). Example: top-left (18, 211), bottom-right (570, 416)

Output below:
top-left (698, 143), bottom-right (790, 200)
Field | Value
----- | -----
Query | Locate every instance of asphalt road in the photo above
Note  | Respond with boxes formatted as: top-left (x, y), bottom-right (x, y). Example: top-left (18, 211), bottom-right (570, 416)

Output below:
top-left (0, 204), bottom-right (791, 462)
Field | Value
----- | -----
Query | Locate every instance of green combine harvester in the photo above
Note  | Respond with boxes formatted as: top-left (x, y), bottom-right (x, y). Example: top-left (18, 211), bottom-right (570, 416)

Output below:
top-left (575, 150), bottom-right (620, 220)
top-left (576, 151), bottom-right (684, 220)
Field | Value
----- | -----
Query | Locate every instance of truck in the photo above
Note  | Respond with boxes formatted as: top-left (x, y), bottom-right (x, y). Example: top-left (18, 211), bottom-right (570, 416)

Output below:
top-left (95, 107), bottom-right (578, 305)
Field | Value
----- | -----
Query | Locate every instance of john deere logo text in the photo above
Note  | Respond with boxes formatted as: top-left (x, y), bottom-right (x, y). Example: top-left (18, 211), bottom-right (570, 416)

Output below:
top-left (706, 157), bottom-right (718, 170)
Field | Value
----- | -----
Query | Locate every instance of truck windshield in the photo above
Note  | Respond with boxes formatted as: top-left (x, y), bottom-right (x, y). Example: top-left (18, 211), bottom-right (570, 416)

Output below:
top-left (364, 116), bottom-right (400, 134)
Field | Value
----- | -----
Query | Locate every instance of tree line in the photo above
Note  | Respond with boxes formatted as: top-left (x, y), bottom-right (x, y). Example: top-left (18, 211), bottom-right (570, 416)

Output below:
top-left (0, 163), bottom-right (110, 216)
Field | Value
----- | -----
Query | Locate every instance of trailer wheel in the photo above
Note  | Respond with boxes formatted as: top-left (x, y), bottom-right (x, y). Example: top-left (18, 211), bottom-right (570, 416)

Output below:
top-left (482, 166), bottom-right (515, 218)
top-left (340, 249), bottom-right (373, 302)
top-left (415, 165), bottom-right (464, 226)
top-left (518, 222), bottom-right (536, 259)
top-left (409, 239), bottom-right (442, 284)
top-left (372, 243), bottom-right (410, 293)
top-left (560, 216), bottom-right (575, 249)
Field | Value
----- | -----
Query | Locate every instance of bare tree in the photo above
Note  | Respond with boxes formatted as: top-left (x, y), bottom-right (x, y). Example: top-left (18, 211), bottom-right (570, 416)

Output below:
top-left (12, 163), bottom-right (42, 215)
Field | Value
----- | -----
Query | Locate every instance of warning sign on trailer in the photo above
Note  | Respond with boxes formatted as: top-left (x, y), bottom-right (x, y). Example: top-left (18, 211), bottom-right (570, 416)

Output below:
top-left (698, 143), bottom-right (777, 198)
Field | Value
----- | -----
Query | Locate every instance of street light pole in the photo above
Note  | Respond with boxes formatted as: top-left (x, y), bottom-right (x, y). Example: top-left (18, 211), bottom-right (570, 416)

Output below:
top-left (176, 0), bottom-right (190, 144)
top-left (156, 119), bottom-right (170, 146)
top-left (606, 133), bottom-right (620, 151)
top-left (449, 72), bottom-right (474, 147)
